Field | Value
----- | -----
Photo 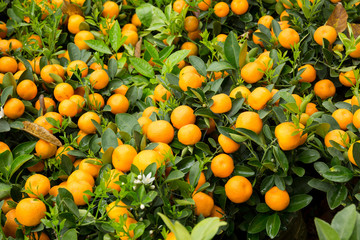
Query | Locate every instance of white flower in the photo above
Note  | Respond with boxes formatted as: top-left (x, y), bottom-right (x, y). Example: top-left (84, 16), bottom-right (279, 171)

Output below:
top-left (134, 179), bottom-right (141, 184)
top-left (139, 217), bottom-right (143, 221)
top-left (133, 186), bottom-right (136, 190)
top-left (121, 182), bottom-right (125, 185)
top-left (137, 174), bottom-right (142, 180)
top-left (0, 107), bottom-right (4, 119)
top-left (141, 173), bottom-right (155, 185)
top-left (150, 185), bottom-right (155, 189)
top-left (149, 230), bottom-right (154, 235)
top-left (140, 204), bottom-right (145, 209)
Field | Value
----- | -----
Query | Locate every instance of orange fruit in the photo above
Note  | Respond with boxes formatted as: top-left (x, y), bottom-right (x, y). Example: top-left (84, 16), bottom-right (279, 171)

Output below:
top-left (44, 111), bottom-right (63, 127)
top-left (173, 0), bottom-right (188, 13)
top-left (117, 217), bottom-right (137, 239)
top-left (79, 158), bottom-right (102, 177)
top-left (229, 86), bottom-right (251, 100)
top-left (0, 39), bottom-right (9, 53)
top-left (0, 141), bottom-right (10, 153)
top-left (178, 124), bottom-right (202, 145)
top-left (56, 145), bottom-right (76, 162)
top-left (0, 22), bottom-right (7, 38)
top-left (28, 34), bottom-right (43, 48)
top-left (16, 79), bottom-right (37, 100)
top-left (225, 176), bottom-right (253, 203)
top-left (112, 144), bottom-right (137, 172)
top-left (122, 24), bottom-right (137, 32)
top-left (58, 99), bottom-right (78, 117)
top-left (265, 186), bottom-right (290, 211)
top-left (138, 116), bottom-right (152, 134)
top-left (347, 141), bottom-right (360, 166)
top-left (241, 62), bottom-right (264, 83)
top-left (68, 170), bottom-right (95, 186)
top-left (218, 134), bottom-right (240, 153)
top-left (210, 205), bottom-right (225, 219)
top-left (314, 25), bottom-right (337, 46)
top-left (216, 34), bottom-right (228, 42)
top-left (69, 94), bottom-right (85, 113)
top-left (211, 153), bottom-right (234, 178)
top-left (122, 30), bottom-right (138, 46)
top-left (67, 181), bottom-right (93, 205)
top-left (1, 198), bottom-right (15, 214)
top-left (214, 2), bottom-right (230, 17)
top-left (89, 69), bottom-right (109, 89)
top-left (339, 70), bottom-right (356, 87)
top-left (181, 42), bottom-right (198, 57)
top-left (332, 109), bottom-right (353, 130)
top-left (34, 116), bottom-right (54, 133)
top-left (106, 201), bottom-right (129, 222)
top-left (314, 79), bottom-right (336, 100)
top-left (153, 142), bottom-right (173, 162)
top-left (102, 1), bottom-right (120, 18)
top-left (35, 139), bottom-right (57, 159)
top-left (198, 0), bottom-right (211, 10)
top-left (353, 109), bottom-right (360, 129)
top-left (147, 120), bottom-right (174, 144)
top-left (100, 18), bottom-right (115, 35)
top-left (106, 94), bottom-right (129, 114)
top-left (210, 93), bottom-right (232, 113)
top-left (142, 106), bottom-right (158, 118)
top-left (15, 198), bottom-right (46, 226)
top-left (278, 28), bottom-right (300, 49)
top-left (67, 60), bottom-right (88, 78)
top-left (8, 39), bottom-right (22, 51)
top-left (171, 105), bottom-right (196, 129)
top-left (324, 129), bottom-right (349, 148)
top-left (248, 87), bottom-right (272, 110)
top-left (192, 192), bottom-right (214, 217)
top-left (255, 51), bottom-right (273, 70)
top-left (105, 169), bottom-right (123, 191)
top-left (0, 56), bottom-right (17, 73)
top-left (76, 130), bottom-right (88, 145)
top-left (78, 112), bottom-right (101, 134)
top-left (131, 13), bottom-right (141, 27)
top-left (184, 16), bottom-right (199, 32)
top-left (231, 0), bottom-right (249, 15)
top-left (24, 174), bottom-right (51, 198)
top-left (179, 72), bottom-right (203, 91)
top-left (298, 64), bottom-right (316, 83)
top-left (275, 122), bottom-right (302, 151)
top-left (68, 14), bottom-right (85, 34)
top-left (258, 15), bottom-right (274, 28)
top-left (305, 102), bottom-right (318, 116)
top-left (40, 65), bottom-right (60, 83)
top-left (154, 84), bottom-right (171, 102)
top-left (3, 209), bottom-right (19, 238)
top-left (54, 82), bottom-right (74, 102)
top-left (74, 30), bottom-right (95, 50)
top-left (166, 232), bottom-right (177, 240)
top-left (132, 150), bottom-right (163, 171)
top-left (88, 93), bottom-right (105, 110)
top-left (350, 42), bottom-right (360, 58)
top-left (236, 111), bottom-right (263, 134)
top-left (113, 84), bottom-right (129, 95)
top-left (3, 98), bottom-right (25, 119)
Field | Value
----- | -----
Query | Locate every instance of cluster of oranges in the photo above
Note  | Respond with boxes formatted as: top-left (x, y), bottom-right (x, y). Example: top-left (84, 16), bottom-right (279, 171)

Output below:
top-left (1, 0), bottom-right (360, 239)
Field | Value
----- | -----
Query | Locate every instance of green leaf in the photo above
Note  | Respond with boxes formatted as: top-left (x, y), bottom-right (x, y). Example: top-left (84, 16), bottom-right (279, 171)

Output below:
top-left (327, 184), bottom-right (347, 210)
top-left (144, 40), bottom-right (159, 60)
top-left (136, 4), bottom-right (153, 27)
top-left (272, 146), bottom-right (289, 173)
top-left (164, 170), bottom-right (185, 183)
top-left (12, 141), bottom-right (36, 159)
top-left (315, 218), bottom-right (340, 240)
top-left (189, 56), bottom-right (207, 77)
top-left (331, 204), bottom-right (357, 240)
top-left (0, 183), bottom-right (11, 199)
top-left (85, 39), bottom-right (112, 54)
top-left (9, 154), bottom-right (34, 179)
top-left (101, 128), bottom-right (119, 152)
top-left (322, 166), bottom-right (353, 183)
top-left (62, 229), bottom-right (78, 240)
top-left (234, 165), bottom-right (255, 177)
top-left (297, 149), bottom-right (320, 164)
top-left (224, 31), bottom-right (240, 69)
top-left (1, 86), bottom-right (14, 106)
top-left (67, 43), bottom-right (81, 61)
top-left (248, 214), bottom-right (269, 234)
top-left (239, 40), bottom-right (248, 69)
top-left (191, 217), bottom-right (227, 240)
top-left (115, 113), bottom-right (141, 136)
top-left (129, 57), bottom-right (155, 78)
top-left (206, 61), bottom-right (235, 72)
top-left (109, 21), bottom-right (122, 52)
top-left (286, 194), bottom-right (313, 212)
top-left (266, 213), bottom-right (281, 239)
top-left (158, 213), bottom-right (191, 240)
top-left (163, 50), bottom-right (190, 74)
top-left (0, 119), bottom-right (10, 132)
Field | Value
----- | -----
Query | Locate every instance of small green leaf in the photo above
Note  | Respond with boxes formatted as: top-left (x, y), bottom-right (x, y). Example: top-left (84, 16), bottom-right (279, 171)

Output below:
top-left (189, 56), bottom-right (207, 77)
top-left (248, 214), bottom-right (269, 234)
top-left (331, 204), bottom-right (357, 240)
top-left (129, 57), bottom-right (155, 78)
top-left (266, 213), bottom-right (281, 239)
top-left (191, 217), bottom-right (227, 240)
top-left (286, 194), bottom-right (313, 212)
top-left (315, 218), bottom-right (340, 240)
top-left (206, 61), bottom-right (235, 72)
top-left (9, 154), bottom-right (34, 179)
top-left (109, 21), bottom-right (122, 52)
top-left (224, 31), bottom-right (240, 69)
top-left (85, 39), bottom-right (112, 54)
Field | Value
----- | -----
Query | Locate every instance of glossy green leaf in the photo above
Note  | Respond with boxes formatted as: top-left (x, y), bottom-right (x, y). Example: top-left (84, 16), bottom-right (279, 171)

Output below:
top-left (266, 213), bottom-right (281, 239)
